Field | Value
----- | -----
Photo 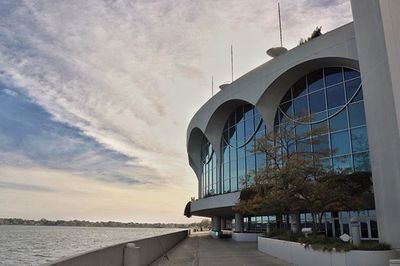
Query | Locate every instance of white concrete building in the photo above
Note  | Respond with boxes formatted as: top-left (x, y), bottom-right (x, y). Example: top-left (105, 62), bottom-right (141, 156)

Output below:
top-left (186, 0), bottom-right (400, 249)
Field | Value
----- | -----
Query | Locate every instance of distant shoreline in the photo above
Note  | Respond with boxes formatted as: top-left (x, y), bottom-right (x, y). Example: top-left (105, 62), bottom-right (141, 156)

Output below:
top-left (0, 218), bottom-right (208, 229)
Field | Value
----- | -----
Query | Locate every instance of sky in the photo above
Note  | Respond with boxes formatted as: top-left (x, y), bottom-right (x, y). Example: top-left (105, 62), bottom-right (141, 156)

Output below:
top-left (0, 0), bottom-right (353, 223)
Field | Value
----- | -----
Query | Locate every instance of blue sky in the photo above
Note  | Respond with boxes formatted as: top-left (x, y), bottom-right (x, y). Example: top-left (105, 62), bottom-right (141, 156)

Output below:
top-left (0, 0), bottom-right (352, 223)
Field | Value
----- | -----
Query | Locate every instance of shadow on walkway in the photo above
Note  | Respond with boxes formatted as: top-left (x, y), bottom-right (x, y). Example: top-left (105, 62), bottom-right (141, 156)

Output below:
top-left (151, 232), bottom-right (291, 266)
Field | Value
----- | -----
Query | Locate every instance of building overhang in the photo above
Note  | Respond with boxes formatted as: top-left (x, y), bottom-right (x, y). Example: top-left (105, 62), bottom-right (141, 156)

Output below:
top-left (190, 192), bottom-right (240, 219)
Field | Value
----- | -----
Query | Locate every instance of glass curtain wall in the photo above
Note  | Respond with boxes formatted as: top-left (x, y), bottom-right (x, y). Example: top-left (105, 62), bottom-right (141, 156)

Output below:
top-left (274, 67), bottom-right (371, 173)
top-left (221, 104), bottom-right (266, 193)
top-left (200, 137), bottom-right (217, 198)
top-left (271, 66), bottom-right (377, 239)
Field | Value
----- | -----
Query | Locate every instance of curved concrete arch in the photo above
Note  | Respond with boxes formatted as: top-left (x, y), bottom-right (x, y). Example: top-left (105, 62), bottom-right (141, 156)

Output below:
top-left (256, 57), bottom-right (360, 127)
top-left (187, 23), bottom-right (357, 148)
top-left (203, 99), bottom-right (255, 161)
top-left (187, 99), bottom-right (258, 182)
top-left (186, 22), bottom-right (360, 202)
top-left (187, 127), bottom-right (206, 179)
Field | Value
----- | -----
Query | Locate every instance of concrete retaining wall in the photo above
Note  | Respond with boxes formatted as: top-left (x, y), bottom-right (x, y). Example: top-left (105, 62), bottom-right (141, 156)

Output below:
top-left (232, 232), bottom-right (261, 242)
top-left (45, 230), bottom-right (188, 266)
top-left (258, 237), bottom-right (398, 266)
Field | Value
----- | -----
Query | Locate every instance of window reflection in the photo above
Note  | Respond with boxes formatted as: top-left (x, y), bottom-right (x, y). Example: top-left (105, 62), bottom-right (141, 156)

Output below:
top-left (200, 137), bottom-right (217, 198)
top-left (274, 67), bottom-right (371, 174)
top-left (221, 104), bottom-right (266, 193)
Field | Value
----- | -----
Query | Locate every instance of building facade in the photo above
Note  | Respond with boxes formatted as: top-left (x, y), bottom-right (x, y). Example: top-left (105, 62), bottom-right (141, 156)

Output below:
top-left (186, 0), bottom-right (400, 249)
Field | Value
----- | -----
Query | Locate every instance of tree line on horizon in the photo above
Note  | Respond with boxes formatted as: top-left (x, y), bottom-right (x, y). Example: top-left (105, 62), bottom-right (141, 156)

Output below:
top-left (0, 218), bottom-right (211, 229)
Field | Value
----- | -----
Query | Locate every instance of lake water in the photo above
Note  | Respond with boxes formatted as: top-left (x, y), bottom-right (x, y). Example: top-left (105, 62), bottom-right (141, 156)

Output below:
top-left (0, 225), bottom-right (184, 265)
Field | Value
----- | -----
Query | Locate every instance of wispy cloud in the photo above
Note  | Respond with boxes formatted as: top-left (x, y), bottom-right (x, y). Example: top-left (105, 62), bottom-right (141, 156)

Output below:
top-left (0, 0), bottom-right (352, 222)
top-left (0, 181), bottom-right (55, 192)
top-left (0, 86), bottom-right (148, 185)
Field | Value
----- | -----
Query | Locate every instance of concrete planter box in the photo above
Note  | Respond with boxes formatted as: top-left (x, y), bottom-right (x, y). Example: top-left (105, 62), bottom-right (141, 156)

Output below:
top-left (258, 236), bottom-right (398, 266)
top-left (232, 232), bottom-right (262, 242)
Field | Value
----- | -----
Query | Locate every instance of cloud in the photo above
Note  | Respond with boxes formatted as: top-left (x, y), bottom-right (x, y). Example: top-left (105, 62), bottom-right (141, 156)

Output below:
top-left (0, 0), bottom-right (353, 222)
top-left (0, 86), bottom-right (152, 186)
top-left (0, 181), bottom-right (55, 192)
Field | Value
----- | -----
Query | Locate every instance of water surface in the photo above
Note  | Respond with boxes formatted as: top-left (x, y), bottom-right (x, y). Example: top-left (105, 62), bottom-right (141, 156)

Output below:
top-left (0, 225), bottom-right (184, 265)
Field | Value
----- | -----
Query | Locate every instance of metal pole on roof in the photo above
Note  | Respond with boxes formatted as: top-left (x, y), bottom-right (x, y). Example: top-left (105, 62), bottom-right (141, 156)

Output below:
top-left (231, 45), bottom-right (234, 82)
top-left (211, 75), bottom-right (214, 96)
top-left (278, 2), bottom-right (283, 47)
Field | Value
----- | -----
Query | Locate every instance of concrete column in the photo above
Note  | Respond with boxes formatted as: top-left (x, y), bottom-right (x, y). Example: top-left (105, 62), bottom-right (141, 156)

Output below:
top-left (351, 0), bottom-right (400, 248)
top-left (235, 213), bottom-right (243, 233)
top-left (211, 216), bottom-right (221, 239)
top-left (350, 217), bottom-right (361, 245)
top-left (221, 218), bottom-right (226, 230)
top-left (290, 213), bottom-right (301, 233)
top-left (212, 216), bottom-right (221, 231)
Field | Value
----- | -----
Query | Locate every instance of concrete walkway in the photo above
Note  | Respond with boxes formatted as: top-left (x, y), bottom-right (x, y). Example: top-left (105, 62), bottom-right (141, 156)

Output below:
top-left (151, 232), bottom-right (291, 266)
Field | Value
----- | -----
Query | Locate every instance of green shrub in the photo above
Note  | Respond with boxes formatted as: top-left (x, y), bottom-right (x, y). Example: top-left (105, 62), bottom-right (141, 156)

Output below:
top-left (262, 230), bottom-right (391, 252)
top-left (353, 242), bottom-right (391, 250)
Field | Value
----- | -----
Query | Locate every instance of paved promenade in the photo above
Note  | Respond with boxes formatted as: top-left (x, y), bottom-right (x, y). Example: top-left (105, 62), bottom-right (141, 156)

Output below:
top-left (151, 232), bottom-right (290, 266)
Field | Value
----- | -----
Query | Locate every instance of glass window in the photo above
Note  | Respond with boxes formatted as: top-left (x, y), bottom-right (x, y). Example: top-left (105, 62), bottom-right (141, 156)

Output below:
top-left (245, 118), bottom-right (254, 138)
top-left (370, 220), bottom-right (379, 238)
top-left (200, 137), bottom-right (217, 198)
top-left (309, 90), bottom-right (326, 114)
top-left (296, 124), bottom-right (310, 139)
top-left (230, 145), bottom-right (237, 161)
top-left (256, 152), bottom-right (266, 171)
top-left (342, 223), bottom-right (350, 235)
top-left (236, 122), bottom-right (245, 146)
top-left (344, 68), bottom-right (360, 80)
top-left (345, 78), bottom-right (361, 101)
top-left (294, 96), bottom-right (308, 118)
top-left (244, 105), bottom-right (253, 120)
top-left (331, 130), bottom-right (350, 155)
top-left (308, 69), bottom-right (324, 93)
top-left (237, 147), bottom-right (245, 159)
top-left (292, 77), bottom-right (307, 98)
top-left (228, 113), bottom-right (236, 128)
top-left (313, 134), bottom-right (329, 153)
top-left (353, 152), bottom-right (371, 172)
top-left (311, 112), bottom-right (328, 135)
top-left (281, 89), bottom-right (292, 103)
top-left (231, 179), bottom-right (238, 192)
top-left (223, 162), bottom-right (230, 180)
top-left (280, 101), bottom-right (293, 116)
top-left (224, 178), bottom-right (230, 193)
top-left (223, 145), bottom-right (229, 162)
top-left (329, 108), bottom-right (348, 132)
top-left (320, 158), bottom-right (332, 171)
top-left (333, 155), bottom-right (353, 172)
top-left (238, 158), bottom-right (245, 179)
top-left (352, 87), bottom-right (363, 102)
top-left (297, 140), bottom-right (312, 153)
top-left (229, 128), bottom-right (237, 146)
top-left (326, 83), bottom-right (345, 109)
top-left (325, 67), bottom-right (343, 86)
top-left (351, 127), bottom-right (369, 152)
top-left (348, 102), bottom-right (366, 127)
top-left (236, 106), bottom-right (244, 124)
top-left (360, 221), bottom-right (369, 238)
top-left (246, 153), bottom-right (256, 173)
top-left (221, 104), bottom-right (266, 194)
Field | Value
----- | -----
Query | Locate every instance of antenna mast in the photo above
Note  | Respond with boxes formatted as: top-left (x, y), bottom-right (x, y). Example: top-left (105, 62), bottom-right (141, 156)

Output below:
top-left (266, 1), bottom-right (287, 57)
top-left (211, 76), bottom-right (214, 96)
top-left (230, 45), bottom-right (234, 82)
top-left (278, 2), bottom-right (283, 47)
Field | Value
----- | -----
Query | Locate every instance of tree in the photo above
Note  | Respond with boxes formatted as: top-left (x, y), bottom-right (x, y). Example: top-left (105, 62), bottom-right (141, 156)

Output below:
top-left (235, 115), bottom-right (373, 235)
top-left (299, 26), bottom-right (323, 45)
